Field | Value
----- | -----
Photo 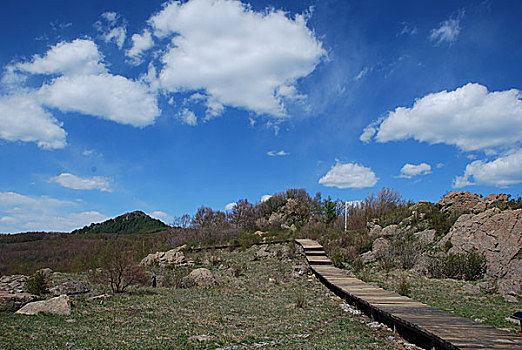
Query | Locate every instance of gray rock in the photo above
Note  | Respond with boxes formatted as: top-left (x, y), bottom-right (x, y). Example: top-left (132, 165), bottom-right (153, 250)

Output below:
top-left (140, 246), bottom-right (187, 268)
top-left (381, 225), bottom-right (400, 236)
top-left (183, 268), bottom-right (217, 288)
top-left (16, 295), bottom-right (71, 315)
top-left (50, 281), bottom-right (90, 296)
top-left (462, 283), bottom-right (480, 295)
top-left (414, 229), bottom-right (436, 246)
top-left (0, 292), bottom-right (38, 312)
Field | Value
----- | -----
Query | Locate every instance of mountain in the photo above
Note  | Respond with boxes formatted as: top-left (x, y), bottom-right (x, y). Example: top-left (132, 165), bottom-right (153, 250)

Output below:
top-left (72, 211), bottom-right (169, 235)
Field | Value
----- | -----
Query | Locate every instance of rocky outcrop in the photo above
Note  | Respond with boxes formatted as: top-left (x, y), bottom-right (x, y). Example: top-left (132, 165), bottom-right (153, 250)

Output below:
top-left (0, 275), bottom-right (27, 294)
top-left (50, 281), bottom-right (90, 296)
top-left (183, 268), bottom-right (217, 288)
top-left (437, 191), bottom-right (510, 215)
top-left (0, 292), bottom-right (38, 312)
top-left (140, 246), bottom-right (188, 268)
top-left (438, 208), bottom-right (522, 296)
top-left (16, 295), bottom-right (71, 315)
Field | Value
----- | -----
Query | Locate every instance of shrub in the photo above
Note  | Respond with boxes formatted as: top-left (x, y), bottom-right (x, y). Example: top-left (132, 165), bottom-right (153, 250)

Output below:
top-left (426, 249), bottom-right (487, 281)
top-left (295, 293), bottom-right (307, 308)
top-left (24, 271), bottom-right (49, 295)
top-left (331, 248), bottom-right (345, 268)
top-left (100, 242), bottom-right (149, 293)
top-left (395, 274), bottom-right (411, 296)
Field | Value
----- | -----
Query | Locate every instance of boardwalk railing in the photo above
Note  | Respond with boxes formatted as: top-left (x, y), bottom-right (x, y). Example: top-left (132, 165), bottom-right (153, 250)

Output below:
top-left (296, 238), bottom-right (522, 350)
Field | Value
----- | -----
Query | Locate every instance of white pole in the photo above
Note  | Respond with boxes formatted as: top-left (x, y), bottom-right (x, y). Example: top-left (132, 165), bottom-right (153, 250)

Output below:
top-left (344, 201), bottom-right (348, 232)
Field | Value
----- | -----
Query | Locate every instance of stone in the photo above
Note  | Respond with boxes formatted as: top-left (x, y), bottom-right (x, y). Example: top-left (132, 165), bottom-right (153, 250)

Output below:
top-left (50, 281), bottom-right (90, 296)
top-left (0, 274), bottom-right (27, 294)
top-left (361, 251), bottom-right (376, 264)
top-left (437, 191), bottom-right (483, 215)
top-left (462, 283), bottom-right (480, 295)
top-left (34, 268), bottom-right (53, 279)
top-left (372, 237), bottom-right (391, 256)
top-left (503, 294), bottom-right (519, 303)
top-left (183, 268), bottom-right (217, 288)
top-left (369, 224), bottom-right (382, 237)
top-left (381, 225), bottom-right (400, 236)
top-left (414, 229), bottom-right (436, 246)
top-left (16, 295), bottom-right (71, 315)
top-left (255, 246), bottom-right (271, 259)
top-left (140, 246), bottom-right (187, 268)
top-left (438, 208), bottom-right (522, 296)
top-left (0, 292), bottom-right (38, 312)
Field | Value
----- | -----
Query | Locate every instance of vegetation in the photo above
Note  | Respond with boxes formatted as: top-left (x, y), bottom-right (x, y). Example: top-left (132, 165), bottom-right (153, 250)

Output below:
top-left (0, 245), bottom-right (399, 350)
top-left (72, 211), bottom-right (168, 235)
top-left (427, 249), bottom-right (487, 281)
top-left (24, 271), bottom-right (49, 296)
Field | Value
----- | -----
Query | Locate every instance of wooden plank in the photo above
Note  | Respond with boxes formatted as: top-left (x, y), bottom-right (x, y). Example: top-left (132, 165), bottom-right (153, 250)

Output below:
top-left (297, 239), bottom-right (522, 350)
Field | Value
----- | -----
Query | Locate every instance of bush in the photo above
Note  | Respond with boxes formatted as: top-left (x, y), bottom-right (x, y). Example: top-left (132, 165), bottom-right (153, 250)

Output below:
top-left (24, 271), bottom-right (49, 295)
top-left (395, 274), bottom-right (411, 296)
top-left (427, 249), bottom-right (487, 281)
top-left (100, 242), bottom-right (149, 293)
top-left (331, 248), bottom-right (345, 268)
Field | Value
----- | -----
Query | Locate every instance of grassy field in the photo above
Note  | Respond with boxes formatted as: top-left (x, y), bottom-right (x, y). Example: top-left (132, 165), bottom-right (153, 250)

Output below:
top-left (354, 268), bottom-right (522, 333)
top-left (0, 244), bottom-right (410, 350)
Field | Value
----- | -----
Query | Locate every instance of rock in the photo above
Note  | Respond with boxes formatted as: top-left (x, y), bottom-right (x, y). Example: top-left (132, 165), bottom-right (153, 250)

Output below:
top-left (34, 268), bottom-right (53, 279)
top-left (503, 294), bottom-right (519, 303)
top-left (368, 223), bottom-right (383, 237)
top-left (462, 283), bottom-right (480, 295)
top-left (0, 292), bottom-right (38, 312)
top-left (414, 229), bottom-right (436, 245)
top-left (268, 212), bottom-right (283, 227)
top-left (16, 295), bottom-right (71, 315)
top-left (438, 191), bottom-right (483, 215)
top-left (476, 281), bottom-right (492, 292)
top-left (372, 237), bottom-right (391, 256)
top-left (50, 281), bottom-right (90, 296)
top-left (381, 225), bottom-right (400, 236)
top-left (361, 251), bottom-right (376, 264)
top-left (140, 246), bottom-right (187, 268)
top-left (255, 246), bottom-right (272, 259)
top-left (183, 268), bottom-right (217, 288)
top-left (189, 335), bottom-right (215, 342)
top-left (438, 208), bottom-right (522, 296)
top-left (0, 274), bottom-right (27, 294)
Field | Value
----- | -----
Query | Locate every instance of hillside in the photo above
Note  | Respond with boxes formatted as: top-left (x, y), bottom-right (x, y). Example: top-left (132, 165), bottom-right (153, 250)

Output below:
top-left (72, 211), bottom-right (168, 235)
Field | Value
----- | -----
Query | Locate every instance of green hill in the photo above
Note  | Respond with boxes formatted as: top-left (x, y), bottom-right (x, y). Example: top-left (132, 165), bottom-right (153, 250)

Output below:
top-left (72, 211), bottom-right (169, 235)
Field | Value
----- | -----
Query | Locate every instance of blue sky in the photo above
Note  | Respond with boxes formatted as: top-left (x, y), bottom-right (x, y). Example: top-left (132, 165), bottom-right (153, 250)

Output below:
top-left (1, 0), bottom-right (521, 232)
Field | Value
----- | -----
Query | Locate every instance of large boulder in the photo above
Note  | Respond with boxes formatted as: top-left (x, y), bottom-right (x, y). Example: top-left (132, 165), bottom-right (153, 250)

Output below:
top-left (16, 295), bottom-right (71, 315)
top-left (437, 191), bottom-right (483, 215)
top-left (0, 275), bottom-right (27, 294)
top-left (183, 268), bottom-right (217, 288)
top-left (50, 281), bottom-right (90, 296)
top-left (0, 292), bottom-right (38, 312)
top-left (140, 246), bottom-right (187, 268)
top-left (438, 208), bottom-right (522, 296)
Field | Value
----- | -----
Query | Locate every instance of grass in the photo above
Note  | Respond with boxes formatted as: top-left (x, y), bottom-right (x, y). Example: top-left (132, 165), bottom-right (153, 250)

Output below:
top-left (0, 244), bottom-right (403, 349)
top-left (353, 268), bottom-right (522, 333)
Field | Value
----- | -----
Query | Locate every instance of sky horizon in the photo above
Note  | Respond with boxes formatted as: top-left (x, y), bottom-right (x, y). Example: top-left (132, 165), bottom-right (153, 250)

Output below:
top-left (1, 0), bottom-right (521, 233)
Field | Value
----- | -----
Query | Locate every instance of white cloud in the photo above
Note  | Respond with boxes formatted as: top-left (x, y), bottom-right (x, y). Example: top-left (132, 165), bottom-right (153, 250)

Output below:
top-left (319, 162), bottom-right (379, 189)
top-left (126, 30), bottom-right (154, 64)
top-left (261, 194), bottom-right (272, 202)
top-left (363, 83), bottom-right (522, 152)
top-left (16, 39), bottom-right (106, 76)
top-left (0, 192), bottom-right (107, 233)
top-left (95, 12), bottom-right (127, 49)
top-left (398, 163), bottom-right (432, 178)
top-left (454, 149), bottom-right (522, 188)
top-left (149, 0), bottom-right (325, 117)
top-left (38, 73), bottom-right (160, 127)
top-left (429, 11), bottom-right (464, 45)
top-left (398, 22), bottom-right (417, 36)
top-left (267, 150), bottom-right (289, 157)
top-left (51, 173), bottom-right (112, 192)
top-left (224, 202), bottom-right (237, 210)
top-left (0, 93), bottom-right (66, 149)
top-left (354, 66), bottom-right (372, 81)
top-left (150, 210), bottom-right (172, 224)
top-left (178, 108), bottom-right (198, 126)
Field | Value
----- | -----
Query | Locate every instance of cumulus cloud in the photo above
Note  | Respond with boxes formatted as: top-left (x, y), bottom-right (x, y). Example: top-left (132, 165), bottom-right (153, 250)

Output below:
top-left (126, 30), bottom-right (154, 64)
top-left (261, 194), bottom-right (272, 202)
top-left (149, 0), bottom-right (325, 117)
top-left (267, 150), bottom-right (289, 157)
top-left (0, 93), bottom-right (66, 149)
top-left (430, 11), bottom-right (464, 45)
top-left (0, 192), bottom-right (106, 233)
top-left (1, 39), bottom-right (161, 148)
top-left (95, 12), bottom-right (127, 49)
top-left (150, 210), bottom-right (172, 224)
top-left (398, 163), bottom-right (432, 178)
top-left (16, 39), bottom-right (106, 76)
top-left (362, 83), bottom-right (522, 152)
top-left (178, 108), bottom-right (198, 126)
top-left (454, 150), bottom-right (522, 188)
top-left (38, 73), bottom-right (160, 127)
top-left (319, 162), bottom-right (378, 189)
top-left (50, 173), bottom-right (112, 192)
top-left (224, 202), bottom-right (237, 210)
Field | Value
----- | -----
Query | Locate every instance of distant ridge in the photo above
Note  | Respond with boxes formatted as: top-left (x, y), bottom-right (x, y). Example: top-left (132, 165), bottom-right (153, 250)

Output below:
top-left (72, 210), bottom-right (169, 235)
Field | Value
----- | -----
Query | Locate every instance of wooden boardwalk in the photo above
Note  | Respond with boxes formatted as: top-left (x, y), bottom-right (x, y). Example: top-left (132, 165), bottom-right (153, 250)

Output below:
top-left (296, 239), bottom-right (522, 350)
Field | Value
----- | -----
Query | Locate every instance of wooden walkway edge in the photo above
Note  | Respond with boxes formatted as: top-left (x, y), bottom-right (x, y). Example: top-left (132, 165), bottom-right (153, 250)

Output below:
top-left (296, 239), bottom-right (522, 350)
